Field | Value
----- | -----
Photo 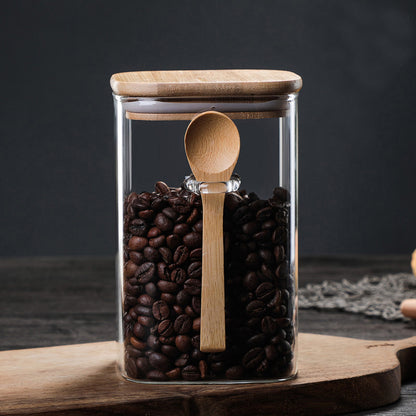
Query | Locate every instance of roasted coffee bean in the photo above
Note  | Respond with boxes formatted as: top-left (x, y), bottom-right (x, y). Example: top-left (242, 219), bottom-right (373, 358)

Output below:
top-left (150, 197), bottom-right (164, 211)
top-left (147, 227), bottom-right (161, 238)
top-left (184, 278), bottom-right (201, 296)
top-left (157, 280), bottom-right (179, 294)
top-left (149, 235), bottom-right (165, 248)
top-left (171, 268), bottom-right (187, 285)
top-left (277, 340), bottom-right (292, 354)
top-left (138, 209), bottom-right (154, 220)
top-left (162, 207), bottom-right (177, 220)
top-left (155, 181), bottom-right (170, 195)
top-left (253, 230), bottom-right (272, 243)
top-left (261, 316), bottom-right (277, 334)
top-left (192, 317), bottom-right (201, 331)
top-left (133, 323), bottom-right (147, 339)
top-left (144, 247), bottom-right (160, 262)
top-left (176, 290), bottom-right (191, 307)
top-left (242, 221), bottom-right (259, 235)
top-left (129, 219), bottom-right (148, 236)
top-left (185, 305), bottom-right (197, 318)
top-left (154, 213), bottom-right (173, 232)
top-left (224, 192), bottom-right (244, 212)
top-left (136, 356), bottom-right (150, 375)
top-left (191, 335), bottom-right (200, 349)
top-left (247, 333), bottom-right (267, 347)
top-left (274, 245), bottom-right (285, 262)
top-left (161, 345), bottom-right (179, 358)
top-left (186, 208), bottom-right (199, 225)
top-left (175, 335), bottom-right (192, 352)
top-left (261, 263), bottom-right (275, 280)
top-left (133, 304), bottom-right (152, 317)
top-left (191, 296), bottom-right (201, 314)
top-left (159, 247), bottom-right (172, 263)
top-left (256, 282), bottom-right (275, 302)
top-left (258, 249), bottom-right (274, 265)
top-left (183, 232), bottom-right (201, 249)
top-left (169, 196), bottom-right (191, 214)
top-left (128, 236), bottom-right (148, 251)
top-left (157, 262), bottom-right (170, 280)
top-left (158, 320), bottom-right (174, 337)
top-left (193, 220), bottom-right (203, 233)
top-left (173, 223), bottom-right (190, 236)
top-left (243, 271), bottom-right (260, 291)
top-left (262, 219), bottom-right (277, 230)
top-left (166, 368), bottom-right (181, 380)
top-left (272, 187), bottom-right (289, 203)
top-left (126, 357), bottom-right (138, 378)
top-left (138, 294), bottom-right (153, 307)
top-left (145, 282), bottom-right (158, 298)
top-left (256, 206), bottom-right (273, 221)
top-left (159, 336), bottom-right (175, 345)
top-left (173, 245), bottom-right (189, 265)
top-left (125, 282), bottom-right (139, 296)
top-left (210, 361), bottom-right (226, 374)
top-left (232, 206), bottom-right (253, 224)
top-left (129, 251), bottom-right (144, 265)
top-left (166, 234), bottom-right (181, 250)
top-left (265, 344), bottom-right (278, 361)
top-left (152, 300), bottom-right (170, 320)
top-left (190, 248), bottom-right (202, 259)
top-left (174, 354), bottom-right (190, 367)
top-left (136, 262), bottom-right (156, 284)
top-left (147, 369), bottom-right (168, 381)
top-left (130, 336), bottom-right (147, 350)
top-left (245, 252), bottom-right (261, 269)
top-left (242, 347), bottom-right (265, 370)
top-left (161, 293), bottom-right (176, 305)
top-left (187, 261), bottom-right (202, 278)
top-left (124, 296), bottom-right (137, 309)
top-left (276, 318), bottom-right (292, 328)
top-left (137, 316), bottom-right (154, 327)
top-left (124, 260), bottom-right (139, 278)
top-left (181, 365), bottom-right (200, 381)
top-left (147, 335), bottom-right (160, 351)
top-left (174, 314), bottom-right (192, 334)
top-left (246, 300), bottom-right (266, 317)
top-left (225, 365), bottom-right (243, 380)
top-left (173, 305), bottom-right (183, 315)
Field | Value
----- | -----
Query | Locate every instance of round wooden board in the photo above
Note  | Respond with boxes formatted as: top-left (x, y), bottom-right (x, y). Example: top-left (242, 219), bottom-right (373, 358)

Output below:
top-left (0, 333), bottom-right (415, 416)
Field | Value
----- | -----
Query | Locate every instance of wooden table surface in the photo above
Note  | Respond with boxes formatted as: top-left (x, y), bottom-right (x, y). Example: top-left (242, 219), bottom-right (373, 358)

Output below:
top-left (0, 255), bottom-right (415, 415)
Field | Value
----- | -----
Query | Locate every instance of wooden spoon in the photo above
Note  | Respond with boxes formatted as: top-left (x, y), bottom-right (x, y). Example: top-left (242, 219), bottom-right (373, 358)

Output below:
top-left (184, 111), bottom-right (240, 352)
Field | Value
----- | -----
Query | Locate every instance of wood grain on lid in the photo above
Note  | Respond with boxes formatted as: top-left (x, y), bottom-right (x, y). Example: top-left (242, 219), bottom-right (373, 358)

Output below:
top-left (110, 69), bottom-right (302, 97)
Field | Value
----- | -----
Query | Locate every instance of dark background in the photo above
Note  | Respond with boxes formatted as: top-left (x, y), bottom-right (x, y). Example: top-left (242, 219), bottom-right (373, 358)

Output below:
top-left (1, 0), bottom-right (415, 257)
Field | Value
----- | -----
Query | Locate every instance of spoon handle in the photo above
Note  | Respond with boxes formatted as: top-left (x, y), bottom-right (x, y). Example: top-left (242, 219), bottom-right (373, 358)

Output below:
top-left (200, 192), bottom-right (226, 352)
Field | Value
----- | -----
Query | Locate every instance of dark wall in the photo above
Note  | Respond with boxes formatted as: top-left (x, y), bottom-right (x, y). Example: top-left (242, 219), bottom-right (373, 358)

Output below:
top-left (1, 0), bottom-right (415, 256)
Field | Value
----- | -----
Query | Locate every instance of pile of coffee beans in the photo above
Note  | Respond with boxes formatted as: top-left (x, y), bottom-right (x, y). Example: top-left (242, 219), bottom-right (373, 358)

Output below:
top-left (122, 181), bottom-right (295, 381)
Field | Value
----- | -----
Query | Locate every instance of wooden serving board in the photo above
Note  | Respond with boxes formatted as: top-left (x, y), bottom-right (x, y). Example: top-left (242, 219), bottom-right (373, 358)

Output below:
top-left (1, 333), bottom-right (415, 416)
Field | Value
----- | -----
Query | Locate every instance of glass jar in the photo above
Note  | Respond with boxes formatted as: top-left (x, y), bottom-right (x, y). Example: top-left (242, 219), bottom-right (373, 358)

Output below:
top-left (111, 70), bottom-right (302, 383)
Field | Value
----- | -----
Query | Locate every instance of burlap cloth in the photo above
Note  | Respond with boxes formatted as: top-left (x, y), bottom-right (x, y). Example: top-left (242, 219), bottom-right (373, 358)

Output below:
top-left (299, 273), bottom-right (416, 321)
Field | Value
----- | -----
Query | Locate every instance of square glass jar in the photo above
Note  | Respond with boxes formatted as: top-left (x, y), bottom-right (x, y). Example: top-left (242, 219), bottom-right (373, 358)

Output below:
top-left (111, 70), bottom-right (302, 383)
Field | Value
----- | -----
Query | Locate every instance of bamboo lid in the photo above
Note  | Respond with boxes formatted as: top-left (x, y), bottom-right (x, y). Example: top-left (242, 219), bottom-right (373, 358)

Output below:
top-left (110, 69), bottom-right (302, 97)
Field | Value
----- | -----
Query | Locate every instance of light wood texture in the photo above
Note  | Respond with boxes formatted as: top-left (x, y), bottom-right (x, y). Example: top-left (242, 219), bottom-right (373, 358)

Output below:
top-left (125, 110), bottom-right (288, 120)
top-left (0, 333), bottom-right (415, 416)
top-left (184, 111), bottom-right (240, 352)
top-left (111, 69), bottom-right (302, 97)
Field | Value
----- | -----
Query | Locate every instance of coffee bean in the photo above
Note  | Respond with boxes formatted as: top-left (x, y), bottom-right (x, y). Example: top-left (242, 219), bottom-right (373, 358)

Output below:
top-left (190, 248), bottom-right (202, 259)
top-left (160, 293), bottom-right (176, 305)
top-left (191, 297), bottom-right (201, 314)
top-left (147, 335), bottom-right (160, 351)
top-left (152, 300), bottom-right (170, 320)
top-left (243, 271), bottom-right (260, 291)
top-left (224, 192), bottom-right (244, 212)
top-left (242, 221), bottom-right (259, 235)
top-left (166, 234), bottom-right (181, 250)
top-left (133, 323), bottom-right (147, 339)
top-left (129, 219), bottom-right (148, 236)
top-left (154, 213), bottom-right (173, 232)
top-left (242, 347), bottom-right (265, 370)
top-left (144, 246), bottom-right (160, 262)
top-left (261, 316), bottom-right (277, 334)
top-left (136, 356), bottom-right (150, 375)
top-left (149, 235), bottom-right (165, 248)
top-left (155, 181), bottom-right (170, 195)
top-left (232, 206), bottom-right (253, 224)
top-left (256, 282), bottom-right (275, 302)
top-left (276, 318), bottom-right (292, 328)
top-left (245, 252), bottom-right (261, 269)
top-left (182, 365), bottom-right (200, 381)
top-left (225, 365), bottom-right (244, 379)
top-left (137, 316), bottom-right (154, 327)
top-left (169, 196), bottom-right (191, 214)
top-left (130, 336), bottom-right (147, 350)
top-left (173, 245), bottom-right (189, 265)
top-left (157, 280), bottom-right (179, 294)
top-left (173, 223), bottom-right (190, 236)
top-left (174, 314), bottom-right (192, 334)
top-left (157, 262), bottom-right (170, 280)
top-left (129, 251), bottom-right (144, 265)
top-left (147, 369), bottom-right (168, 381)
top-left (145, 282), bottom-right (158, 298)
top-left (126, 357), bottom-right (138, 378)
top-left (247, 333), bottom-right (267, 347)
top-left (176, 290), bottom-right (191, 307)
top-left (138, 209), bottom-right (154, 220)
top-left (246, 300), bottom-right (266, 317)
top-left (187, 261), bottom-right (202, 278)
top-left (159, 336), bottom-right (175, 345)
top-left (185, 305), bottom-right (197, 318)
top-left (124, 260), bottom-right (139, 278)
top-left (171, 268), bottom-right (187, 285)
top-left (191, 335), bottom-right (200, 349)
top-left (166, 368), bottom-right (181, 380)
top-left (158, 320), bottom-right (174, 337)
top-left (175, 335), bottom-right (192, 352)
top-left (193, 317), bottom-right (201, 331)
top-left (262, 219), bottom-right (277, 230)
top-left (175, 354), bottom-right (190, 367)
top-left (199, 360), bottom-right (208, 379)
top-left (161, 345), bottom-right (179, 358)
top-left (274, 245), bottom-right (285, 263)
top-left (182, 232), bottom-right (202, 249)
top-left (162, 207), bottom-right (177, 220)
top-left (258, 249), bottom-right (274, 265)
top-left (126, 345), bottom-right (143, 359)
top-left (159, 247), bottom-right (173, 263)
top-left (193, 220), bottom-right (203, 233)
top-left (150, 197), bottom-right (164, 211)
top-left (147, 227), bottom-right (161, 238)
top-left (128, 236), bottom-right (148, 251)
top-left (184, 278), bottom-right (201, 296)
top-left (133, 304), bottom-right (152, 317)
top-left (265, 344), bottom-right (278, 361)
top-left (138, 294), bottom-right (153, 307)
top-left (136, 262), bottom-right (156, 284)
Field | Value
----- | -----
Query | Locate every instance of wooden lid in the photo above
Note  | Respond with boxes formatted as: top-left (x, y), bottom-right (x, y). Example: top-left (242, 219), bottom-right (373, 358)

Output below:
top-left (110, 69), bottom-right (302, 97)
